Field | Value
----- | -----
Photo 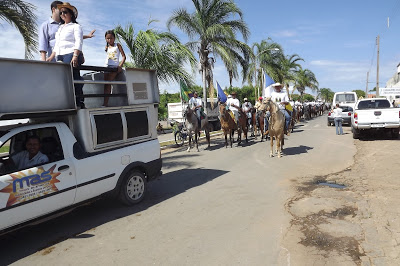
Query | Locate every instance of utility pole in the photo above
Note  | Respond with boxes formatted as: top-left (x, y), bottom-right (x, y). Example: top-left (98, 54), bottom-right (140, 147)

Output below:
top-left (376, 35), bottom-right (380, 98)
top-left (366, 71), bottom-right (369, 98)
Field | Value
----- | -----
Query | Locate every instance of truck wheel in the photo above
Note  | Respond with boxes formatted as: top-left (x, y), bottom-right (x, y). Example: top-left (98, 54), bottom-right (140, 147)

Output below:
top-left (392, 129), bottom-right (399, 139)
top-left (119, 171), bottom-right (146, 205)
top-left (352, 127), bottom-right (360, 139)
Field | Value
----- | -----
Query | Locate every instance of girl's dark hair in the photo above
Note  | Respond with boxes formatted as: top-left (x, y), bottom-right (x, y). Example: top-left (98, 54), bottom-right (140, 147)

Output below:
top-left (105, 30), bottom-right (116, 52)
top-left (60, 8), bottom-right (78, 24)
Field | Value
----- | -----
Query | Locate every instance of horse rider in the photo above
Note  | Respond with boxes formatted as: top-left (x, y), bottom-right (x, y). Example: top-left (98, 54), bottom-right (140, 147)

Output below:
top-left (254, 96), bottom-right (263, 128)
top-left (189, 91), bottom-right (203, 127)
top-left (270, 82), bottom-right (291, 135)
top-left (241, 98), bottom-right (253, 128)
top-left (227, 91), bottom-right (240, 127)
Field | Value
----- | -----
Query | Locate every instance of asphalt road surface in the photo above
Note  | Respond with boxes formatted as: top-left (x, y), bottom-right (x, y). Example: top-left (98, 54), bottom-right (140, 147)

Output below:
top-left (0, 115), bottom-right (356, 265)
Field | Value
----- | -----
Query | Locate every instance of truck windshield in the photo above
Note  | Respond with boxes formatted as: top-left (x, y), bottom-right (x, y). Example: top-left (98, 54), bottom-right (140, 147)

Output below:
top-left (357, 100), bottom-right (390, 109)
top-left (335, 94), bottom-right (355, 103)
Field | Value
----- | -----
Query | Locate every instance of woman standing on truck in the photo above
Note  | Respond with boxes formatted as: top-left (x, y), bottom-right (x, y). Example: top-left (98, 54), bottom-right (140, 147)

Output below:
top-left (46, 2), bottom-right (85, 109)
top-left (103, 30), bottom-right (126, 107)
top-left (332, 103), bottom-right (343, 135)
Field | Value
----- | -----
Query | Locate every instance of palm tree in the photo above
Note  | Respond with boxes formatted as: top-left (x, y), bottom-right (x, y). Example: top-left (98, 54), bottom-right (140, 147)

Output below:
top-left (246, 39), bottom-right (282, 98)
top-left (293, 68), bottom-right (319, 102)
top-left (274, 54), bottom-right (303, 97)
top-left (167, 0), bottom-right (250, 106)
top-left (114, 22), bottom-right (196, 86)
top-left (0, 0), bottom-right (37, 59)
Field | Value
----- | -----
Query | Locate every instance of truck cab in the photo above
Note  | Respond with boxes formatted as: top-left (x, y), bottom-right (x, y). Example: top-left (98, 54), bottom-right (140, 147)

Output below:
top-left (0, 58), bottom-right (162, 233)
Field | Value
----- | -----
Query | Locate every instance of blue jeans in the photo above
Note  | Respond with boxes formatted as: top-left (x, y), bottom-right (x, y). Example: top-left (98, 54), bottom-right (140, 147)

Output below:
top-left (334, 117), bottom-right (343, 135)
top-left (57, 53), bottom-right (84, 106)
top-left (195, 108), bottom-right (201, 127)
top-left (282, 109), bottom-right (291, 130)
top-left (264, 111), bottom-right (270, 132)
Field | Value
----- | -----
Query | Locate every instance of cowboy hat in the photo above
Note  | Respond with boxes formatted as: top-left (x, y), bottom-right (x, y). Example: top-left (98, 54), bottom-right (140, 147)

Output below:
top-left (57, 2), bottom-right (78, 18)
top-left (244, 97), bottom-right (248, 101)
top-left (272, 82), bottom-right (282, 87)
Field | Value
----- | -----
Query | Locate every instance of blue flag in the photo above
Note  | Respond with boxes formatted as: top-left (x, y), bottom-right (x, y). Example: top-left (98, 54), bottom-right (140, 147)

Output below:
top-left (216, 81), bottom-right (227, 103)
top-left (265, 73), bottom-right (275, 87)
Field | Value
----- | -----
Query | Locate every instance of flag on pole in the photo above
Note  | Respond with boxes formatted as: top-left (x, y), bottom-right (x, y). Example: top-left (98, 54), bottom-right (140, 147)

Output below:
top-left (263, 73), bottom-right (275, 98)
top-left (264, 73), bottom-right (274, 87)
top-left (180, 80), bottom-right (192, 102)
top-left (216, 81), bottom-right (227, 103)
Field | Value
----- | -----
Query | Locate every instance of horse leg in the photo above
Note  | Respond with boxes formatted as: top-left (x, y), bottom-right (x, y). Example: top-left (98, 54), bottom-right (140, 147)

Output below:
top-left (237, 128), bottom-right (242, 145)
top-left (277, 136), bottom-right (281, 158)
top-left (195, 130), bottom-right (199, 152)
top-left (187, 133), bottom-right (191, 152)
top-left (206, 128), bottom-right (210, 148)
top-left (229, 130), bottom-right (233, 148)
top-left (270, 136), bottom-right (274, 157)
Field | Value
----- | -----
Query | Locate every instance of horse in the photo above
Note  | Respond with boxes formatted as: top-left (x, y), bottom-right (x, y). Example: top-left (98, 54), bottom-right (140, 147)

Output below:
top-left (218, 103), bottom-right (236, 148)
top-left (184, 106), bottom-right (210, 152)
top-left (260, 100), bottom-right (285, 158)
top-left (234, 109), bottom-right (248, 144)
top-left (252, 109), bottom-right (265, 141)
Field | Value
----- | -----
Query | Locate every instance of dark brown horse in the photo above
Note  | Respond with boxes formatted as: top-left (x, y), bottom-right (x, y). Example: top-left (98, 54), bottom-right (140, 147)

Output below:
top-left (219, 103), bottom-right (236, 148)
top-left (252, 109), bottom-right (265, 141)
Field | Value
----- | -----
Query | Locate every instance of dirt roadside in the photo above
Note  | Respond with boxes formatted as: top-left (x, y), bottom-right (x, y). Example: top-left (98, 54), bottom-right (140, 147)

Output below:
top-left (281, 137), bottom-right (400, 265)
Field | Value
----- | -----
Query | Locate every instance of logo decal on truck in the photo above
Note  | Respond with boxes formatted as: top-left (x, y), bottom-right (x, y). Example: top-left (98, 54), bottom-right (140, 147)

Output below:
top-left (0, 165), bottom-right (61, 207)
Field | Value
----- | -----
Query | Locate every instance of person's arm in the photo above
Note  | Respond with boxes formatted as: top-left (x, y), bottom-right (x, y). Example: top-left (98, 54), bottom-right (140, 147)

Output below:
top-left (117, 43), bottom-right (126, 73)
top-left (71, 24), bottom-right (83, 67)
top-left (39, 22), bottom-right (49, 61)
top-left (83, 29), bottom-right (96, 39)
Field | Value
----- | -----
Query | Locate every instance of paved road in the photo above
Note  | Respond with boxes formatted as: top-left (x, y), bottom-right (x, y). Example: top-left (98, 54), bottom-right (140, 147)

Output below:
top-left (1, 115), bottom-right (356, 265)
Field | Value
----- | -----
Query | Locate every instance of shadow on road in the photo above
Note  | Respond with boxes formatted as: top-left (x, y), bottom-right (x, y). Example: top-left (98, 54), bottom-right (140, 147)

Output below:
top-left (0, 168), bottom-right (228, 264)
top-left (283, 145), bottom-right (313, 156)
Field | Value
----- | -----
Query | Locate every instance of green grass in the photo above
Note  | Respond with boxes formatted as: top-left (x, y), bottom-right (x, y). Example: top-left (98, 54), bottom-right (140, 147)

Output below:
top-left (0, 146), bottom-right (9, 153)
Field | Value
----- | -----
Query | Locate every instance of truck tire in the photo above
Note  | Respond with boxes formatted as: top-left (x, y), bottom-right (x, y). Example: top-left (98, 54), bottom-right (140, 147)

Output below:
top-left (352, 127), bottom-right (360, 139)
top-left (392, 129), bottom-right (399, 139)
top-left (119, 171), bottom-right (147, 205)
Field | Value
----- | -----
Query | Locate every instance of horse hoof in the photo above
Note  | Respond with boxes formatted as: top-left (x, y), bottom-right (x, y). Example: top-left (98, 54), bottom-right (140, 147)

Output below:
top-left (186, 148), bottom-right (190, 152)
top-left (270, 154), bottom-right (273, 157)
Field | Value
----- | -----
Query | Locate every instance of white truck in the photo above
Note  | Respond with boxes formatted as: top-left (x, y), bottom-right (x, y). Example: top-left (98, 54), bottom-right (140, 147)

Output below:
top-left (0, 58), bottom-right (162, 234)
top-left (168, 98), bottom-right (221, 131)
top-left (351, 98), bottom-right (400, 139)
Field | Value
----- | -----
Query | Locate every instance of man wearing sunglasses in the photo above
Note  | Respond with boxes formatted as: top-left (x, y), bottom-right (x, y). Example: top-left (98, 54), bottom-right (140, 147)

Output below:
top-left (39, 1), bottom-right (95, 61)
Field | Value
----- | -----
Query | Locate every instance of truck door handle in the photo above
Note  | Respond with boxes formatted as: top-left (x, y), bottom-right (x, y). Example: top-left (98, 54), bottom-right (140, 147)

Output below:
top-left (58, 165), bottom-right (70, 171)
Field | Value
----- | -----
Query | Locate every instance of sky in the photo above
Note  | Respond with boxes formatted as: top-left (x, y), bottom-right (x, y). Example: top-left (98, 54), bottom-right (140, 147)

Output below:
top-left (2, 0), bottom-right (400, 96)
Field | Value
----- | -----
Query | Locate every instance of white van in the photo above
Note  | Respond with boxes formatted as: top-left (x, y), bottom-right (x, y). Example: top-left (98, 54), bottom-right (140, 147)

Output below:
top-left (0, 58), bottom-right (162, 234)
top-left (332, 91), bottom-right (358, 109)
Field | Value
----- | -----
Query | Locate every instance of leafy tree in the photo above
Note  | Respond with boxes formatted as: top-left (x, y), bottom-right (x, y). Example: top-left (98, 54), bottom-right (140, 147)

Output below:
top-left (303, 93), bottom-right (315, 102)
top-left (159, 91), bottom-right (182, 119)
top-left (0, 0), bottom-right (37, 58)
top-left (225, 85), bottom-right (255, 103)
top-left (275, 53), bottom-right (303, 97)
top-left (115, 22), bottom-right (196, 86)
top-left (167, 0), bottom-right (251, 107)
top-left (246, 38), bottom-right (282, 98)
top-left (293, 68), bottom-right (319, 101)
top-left (352, 89), bottom-right (366, 99)
top-left (319, 88), bottom-right (334, 102)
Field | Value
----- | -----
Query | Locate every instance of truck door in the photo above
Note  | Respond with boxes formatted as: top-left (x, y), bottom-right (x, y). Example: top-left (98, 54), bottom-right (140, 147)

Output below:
top-left (0, 126), bottom-right (77, 231)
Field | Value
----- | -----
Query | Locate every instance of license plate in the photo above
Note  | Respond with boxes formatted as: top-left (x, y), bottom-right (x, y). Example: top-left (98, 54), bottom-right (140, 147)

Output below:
top-left (371, 124), bottom-right (384, 128)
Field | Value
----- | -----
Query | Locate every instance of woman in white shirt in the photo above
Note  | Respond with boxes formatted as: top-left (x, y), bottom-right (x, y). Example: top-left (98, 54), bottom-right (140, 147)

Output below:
top-left (332, 103), bottom-right (343, 135)
top-left (47, 2), bottom-right (85, 108)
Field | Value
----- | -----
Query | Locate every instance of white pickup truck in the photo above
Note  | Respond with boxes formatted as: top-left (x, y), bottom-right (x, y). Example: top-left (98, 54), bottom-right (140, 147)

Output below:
top-left (0, 58), bottom-right (162, 234)
top-left (351, 98), bottom-right (400, 139)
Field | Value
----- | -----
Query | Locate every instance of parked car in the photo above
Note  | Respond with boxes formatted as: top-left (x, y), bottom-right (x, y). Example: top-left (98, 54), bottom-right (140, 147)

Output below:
top-left (351, 98), bottom-right (400, 139)
top-left (327, 106), bottom-right (353, 126)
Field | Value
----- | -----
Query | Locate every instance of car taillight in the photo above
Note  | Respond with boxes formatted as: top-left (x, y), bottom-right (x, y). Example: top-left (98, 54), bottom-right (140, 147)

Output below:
top-left (348, 112), bottom-right (351, 116)
top-left (354, 112), bottom-right (358, 119)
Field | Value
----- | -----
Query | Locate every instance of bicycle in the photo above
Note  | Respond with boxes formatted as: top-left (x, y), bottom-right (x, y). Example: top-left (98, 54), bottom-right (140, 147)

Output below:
top-left (171, 121), bottom-right (188, 147)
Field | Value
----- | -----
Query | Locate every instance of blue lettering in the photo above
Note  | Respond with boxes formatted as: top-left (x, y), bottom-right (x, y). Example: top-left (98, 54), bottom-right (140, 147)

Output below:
top-left (12, 171), bottom-right (55, 192)
top-left (40, 171), bottom-right (52, 182)
top-left (13, 176), bottom-right (31, 192)
top-left (29, 174), bottom-right (43, 185)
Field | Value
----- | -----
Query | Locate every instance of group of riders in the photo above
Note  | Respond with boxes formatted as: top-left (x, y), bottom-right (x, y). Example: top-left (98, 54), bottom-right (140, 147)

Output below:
top-left (188, 83), bottom-right (330, 136)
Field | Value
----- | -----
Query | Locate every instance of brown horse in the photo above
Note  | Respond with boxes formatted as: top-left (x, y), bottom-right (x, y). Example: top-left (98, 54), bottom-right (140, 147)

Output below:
top-left (218, 103), bottom-right (236, 148)
top-left (235, 109), bottom-right (249, 144)
top-left (252, 109), bottom-right (265, 141)
top-left (184, 106), bottom-right (210, 152)
top-left (260, 100), bottom-right (285, 158)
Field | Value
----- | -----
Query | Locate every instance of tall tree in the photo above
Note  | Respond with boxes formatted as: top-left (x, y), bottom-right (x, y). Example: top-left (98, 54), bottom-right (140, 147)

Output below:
top-left (246, 39), bottom-right (282, 98)
top-left (167, 0), bottom-right (250, 107)
top-left (0, 0), bottom-right (37, 59)
top-left (274, 54), bottom-right (303, 97)
top-left (293, 68), bottom-right (319, 101)
top-left (114, 22), bottom-right (196, 85)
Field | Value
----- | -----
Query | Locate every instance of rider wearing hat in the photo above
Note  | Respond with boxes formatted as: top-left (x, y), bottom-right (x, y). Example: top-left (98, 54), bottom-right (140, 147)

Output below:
top-left (254, 96), bottom-right (263, 128)
top-left (188, 91), bottom-right (203, 127)
top-left (226, 91), bottom-right (240, 126)
top-left (270, 82), bottom-right (291, 134)
top-left (241, 97), bottom-right (253, 128)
